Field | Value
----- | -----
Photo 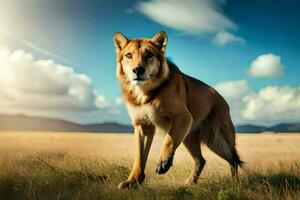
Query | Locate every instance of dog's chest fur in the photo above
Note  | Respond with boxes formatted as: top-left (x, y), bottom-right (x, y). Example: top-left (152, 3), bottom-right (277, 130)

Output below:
top-left (126, 102), bottom-right (169, 128)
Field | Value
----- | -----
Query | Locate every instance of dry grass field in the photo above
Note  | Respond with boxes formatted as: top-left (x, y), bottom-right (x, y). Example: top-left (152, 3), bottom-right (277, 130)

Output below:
top-left (0, 131), bottom-right (299, 200)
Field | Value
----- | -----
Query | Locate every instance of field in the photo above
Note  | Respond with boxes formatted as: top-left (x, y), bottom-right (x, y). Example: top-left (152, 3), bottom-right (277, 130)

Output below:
top-left (0, 131), bottom-right (299, 200)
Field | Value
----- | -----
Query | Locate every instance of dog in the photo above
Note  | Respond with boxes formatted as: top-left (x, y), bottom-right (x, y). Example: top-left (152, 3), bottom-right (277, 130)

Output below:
top-left (114, 31), bottom-right (243, 189)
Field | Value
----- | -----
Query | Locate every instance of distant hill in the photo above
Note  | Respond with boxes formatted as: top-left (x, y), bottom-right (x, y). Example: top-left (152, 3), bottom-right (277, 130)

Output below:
top-left (235, 124), bottom-right (266, 133)
top-left (266, 123), bottom-right (300, 132)
top-left (0, 114), bottom-right (299, 133)
top-left (0, 114), bottom-right (133, 133)
top-left (235, 123), bottom-right (300, 133)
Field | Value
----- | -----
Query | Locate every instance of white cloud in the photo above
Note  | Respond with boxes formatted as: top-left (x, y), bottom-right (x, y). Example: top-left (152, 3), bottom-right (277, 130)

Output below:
top-left (0, 48), bottom-right (95, 110)
top-left (94, 92), bottom-right (109, 108)
top-left (215, 80), bottom-right (300, 125)
top-left (213, 31), bottom-right (245, 46)
top-left (248, 54), bottom-right (284, 78)
top-left (215, 80), bottom-right (249, 100)
top-left (0, 46), bottom-right (129, 124)
top-left (214, 80), bottom-right (250, 124)
top-left (137, 0), bottom-right (236, 35)
top-left (137, 0), bottom-right (245, 46)
top-left (114, 96), bottom-right (124, 106)
top-left (242, 86), bottom-right (300, 123)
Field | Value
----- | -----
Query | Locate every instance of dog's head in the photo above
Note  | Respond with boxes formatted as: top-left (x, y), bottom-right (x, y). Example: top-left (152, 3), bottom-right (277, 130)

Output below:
top-left (114, 31), bottom-right (169, 89)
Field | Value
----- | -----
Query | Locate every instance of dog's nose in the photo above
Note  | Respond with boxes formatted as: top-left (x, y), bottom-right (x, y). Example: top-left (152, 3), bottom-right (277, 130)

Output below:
top-left (132, 67), bottom-right (145, 76)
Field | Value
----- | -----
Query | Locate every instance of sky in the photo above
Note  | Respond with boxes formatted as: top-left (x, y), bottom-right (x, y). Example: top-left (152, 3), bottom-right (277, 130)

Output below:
top-left (0, 0), bottom-right (299, 125)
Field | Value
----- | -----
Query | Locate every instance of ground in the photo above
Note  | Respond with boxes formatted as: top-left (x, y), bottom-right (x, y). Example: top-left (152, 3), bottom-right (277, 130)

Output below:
top-left (0, 131), bottom-right (299, 200)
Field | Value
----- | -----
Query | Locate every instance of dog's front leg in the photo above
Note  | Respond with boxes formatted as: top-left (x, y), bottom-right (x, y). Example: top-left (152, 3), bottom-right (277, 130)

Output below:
top-left (156, 111), bottom-right (192, 174)
top-left (118, 124), bottom-right (155, 189)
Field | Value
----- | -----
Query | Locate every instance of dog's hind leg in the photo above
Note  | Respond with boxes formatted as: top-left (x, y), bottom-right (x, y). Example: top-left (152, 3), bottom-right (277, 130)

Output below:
top-left (183, 131), bottom-right (206, 185)
top-left (205, 126), bottom-right (243, 178)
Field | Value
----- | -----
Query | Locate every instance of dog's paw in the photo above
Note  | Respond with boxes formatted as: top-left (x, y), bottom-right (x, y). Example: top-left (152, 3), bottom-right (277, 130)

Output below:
top-left (118, 180), bottom-right (141, 189)
top-left (184, 177), bottom-right (198, 185)
top-left (155, 155), bottom-right (174, 174)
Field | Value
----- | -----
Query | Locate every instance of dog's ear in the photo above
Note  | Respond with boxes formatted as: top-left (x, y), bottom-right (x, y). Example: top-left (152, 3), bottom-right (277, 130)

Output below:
top-left (114, 32), bottom-right (128, 49)
top-left (151, 31), bottom-right (167, 51)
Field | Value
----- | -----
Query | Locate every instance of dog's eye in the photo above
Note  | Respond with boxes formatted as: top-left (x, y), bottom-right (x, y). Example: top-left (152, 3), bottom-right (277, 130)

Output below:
top-left (145, 52), bottom-right (154, 59)
top-left (125, 53), bottom-right (132, 59)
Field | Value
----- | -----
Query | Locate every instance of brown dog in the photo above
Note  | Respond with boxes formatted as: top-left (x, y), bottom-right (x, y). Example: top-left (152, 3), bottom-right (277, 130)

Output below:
top-left (114, 31), bottom-right (243, 189)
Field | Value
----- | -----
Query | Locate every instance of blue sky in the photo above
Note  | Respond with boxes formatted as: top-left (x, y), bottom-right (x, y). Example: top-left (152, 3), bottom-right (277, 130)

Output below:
top-left (0, 0), bottom-right (299, 125)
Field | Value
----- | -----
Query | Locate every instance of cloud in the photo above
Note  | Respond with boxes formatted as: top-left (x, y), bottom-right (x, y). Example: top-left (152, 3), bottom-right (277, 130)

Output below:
top-left (215, 80), bottom-right (300, 125)
top-left (114, 96), bottom-right (124, 106)
top-left (213, 31), bottom-right (245, 46)
top-left (0, 48), bottom-right (95, 110)
top-left (215, 80), bottom-right (249, 100)
top-left (214, 80), bottom-right (250, 124)
top-left (136, 0), bottom-right (245, 46)
top-left (248, 54), bottom-right (285, 78)
top-left (242, 86), bottom-right (300, 123)
top-left (137, 0), bottom-right (236, 35)
top-left (0, 46), bottom-right (129, 124)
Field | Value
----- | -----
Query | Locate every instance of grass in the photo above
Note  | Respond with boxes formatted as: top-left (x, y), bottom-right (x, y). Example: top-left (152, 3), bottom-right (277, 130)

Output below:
top-left (0, 132), bottom-right (299, 200)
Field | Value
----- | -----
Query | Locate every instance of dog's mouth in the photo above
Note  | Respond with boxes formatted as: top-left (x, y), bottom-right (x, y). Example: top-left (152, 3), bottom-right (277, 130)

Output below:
top-left (132, 77), bottom-right (148, 85)
top-left (133, 78), bottom-right (147, 81)
top-left (133, 77), bottom-right (146, 81)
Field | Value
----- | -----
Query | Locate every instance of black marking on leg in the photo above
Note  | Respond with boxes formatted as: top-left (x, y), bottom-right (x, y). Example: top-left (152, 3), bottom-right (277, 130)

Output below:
top-left (155, 155), bottom-right (174, 174)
